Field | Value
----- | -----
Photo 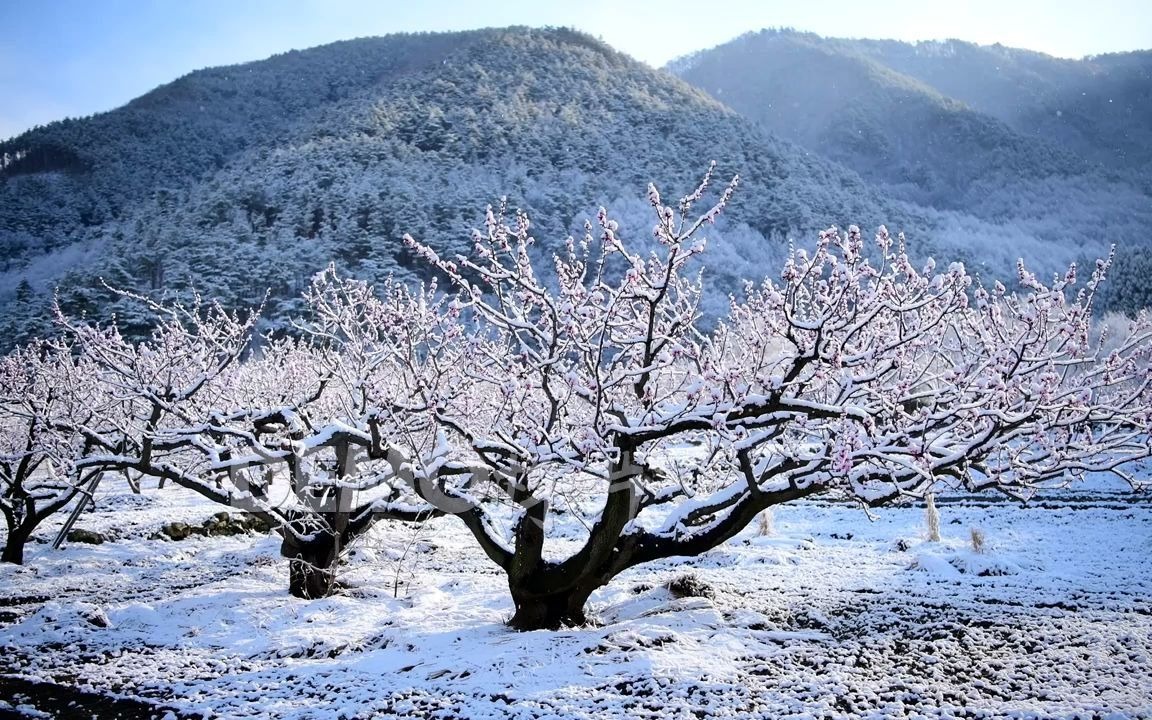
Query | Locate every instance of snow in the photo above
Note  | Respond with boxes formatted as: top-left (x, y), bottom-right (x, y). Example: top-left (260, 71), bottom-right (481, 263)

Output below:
top-left (1, 476), bottom-right (1150, 719)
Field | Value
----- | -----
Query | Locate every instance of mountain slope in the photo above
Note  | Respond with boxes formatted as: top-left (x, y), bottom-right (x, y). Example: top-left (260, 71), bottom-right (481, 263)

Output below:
top-left (846, 38), bottom-right (1152, 182)
top-left (0, 32), bottom-right (482, 266)
top-left (670, 30), bottom-right (1149, 212)
top-left (0, 27), bottom-right (1131, 348)
top-left (1, 27), bottom-right (928, 344)
top-left (669, 29), bottom-right (1152, 314)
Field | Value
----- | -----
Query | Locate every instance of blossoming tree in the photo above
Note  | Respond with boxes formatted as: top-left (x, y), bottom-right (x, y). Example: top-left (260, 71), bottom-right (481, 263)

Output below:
top-left (0, 341), bottom-right (109, 564)
top-left (62, 288), bottom-right (456, 597)
top-left (396, 169), bottom-right (1152, 629)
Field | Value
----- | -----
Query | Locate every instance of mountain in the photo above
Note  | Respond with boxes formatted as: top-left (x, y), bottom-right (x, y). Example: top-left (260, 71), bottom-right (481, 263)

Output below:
top-left (846, 38), bottom-right (1152, 183)
top-left (669, 29), bottom-right (1152, 312)
top-left (1, 27), bottom-right (1144, 349)
top-left (2, 27), bottom-right (935, 346)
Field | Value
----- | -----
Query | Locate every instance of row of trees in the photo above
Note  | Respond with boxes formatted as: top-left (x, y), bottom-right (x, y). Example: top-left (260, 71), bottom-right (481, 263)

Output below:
top-left (3, 174), bottom-right (1151, 629)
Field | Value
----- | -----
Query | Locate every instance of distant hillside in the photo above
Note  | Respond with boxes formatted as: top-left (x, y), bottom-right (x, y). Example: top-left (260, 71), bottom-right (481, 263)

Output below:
top-left (847, 38), bottom-right (1152, 183)
top-left (669, 29), bottom-right (1152, 313)
top-left (1, 27), bottom-right (1143, 349)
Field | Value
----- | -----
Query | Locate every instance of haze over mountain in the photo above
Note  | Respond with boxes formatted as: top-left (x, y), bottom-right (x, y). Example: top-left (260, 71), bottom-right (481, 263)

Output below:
top-left (1, 27), bottom-right (1148, 349)
top-left (670, 29), bottom-right (1152, 310)
top-left (847, 36), bottom-right (1152, 182)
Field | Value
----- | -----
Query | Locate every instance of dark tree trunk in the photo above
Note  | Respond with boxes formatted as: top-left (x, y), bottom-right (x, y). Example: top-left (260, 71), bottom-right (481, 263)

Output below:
top-left (275, 487), bottom-right (391, 600)
top-left (499, 479), bottom-right (823, 630)
top-left (281, 529), bottom-right (339, 599)
top-left (501, 456), bottom-right (634, 631)
top-left (508, 579), bottom-right (598, 631)
top-left (1, 526), bottom-right (31, 565)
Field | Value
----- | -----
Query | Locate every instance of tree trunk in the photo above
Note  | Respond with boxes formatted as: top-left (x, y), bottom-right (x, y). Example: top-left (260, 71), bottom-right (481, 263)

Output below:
top-left (281, 529), bottom-right (339, 599)
top-left (507, 577), bottom-right (599, 631)
top-left (1, 526), bottom-right (31, 565)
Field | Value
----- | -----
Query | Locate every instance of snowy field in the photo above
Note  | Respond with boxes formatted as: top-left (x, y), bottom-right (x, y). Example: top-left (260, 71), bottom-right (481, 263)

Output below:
top-left (1, 477), bottom-right (1150, 720)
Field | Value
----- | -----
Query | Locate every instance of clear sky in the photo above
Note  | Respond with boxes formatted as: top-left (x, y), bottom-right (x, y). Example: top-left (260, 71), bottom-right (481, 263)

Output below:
top-left (2, 0), bottom-right (1150, 141)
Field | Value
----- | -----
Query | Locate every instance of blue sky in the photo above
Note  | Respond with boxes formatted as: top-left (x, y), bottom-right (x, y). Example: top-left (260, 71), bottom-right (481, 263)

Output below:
top-left (2, 0), bottom-right (1150, 141)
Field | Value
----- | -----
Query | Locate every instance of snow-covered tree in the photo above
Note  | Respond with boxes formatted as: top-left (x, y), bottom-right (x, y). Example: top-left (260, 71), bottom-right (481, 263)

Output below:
top-left (159, 275), bottom-right (460, 599)
top-left (61, 286), bottom-right (452, 598)
top-left (0, 341), bottom-right (108, 564)
top-left (395, 170), bottom-right (1152, 629)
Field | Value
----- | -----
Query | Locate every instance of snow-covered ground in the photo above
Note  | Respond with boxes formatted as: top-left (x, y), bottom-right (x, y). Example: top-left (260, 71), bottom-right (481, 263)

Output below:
top-left (1, 478), bottom-right (1150, 719)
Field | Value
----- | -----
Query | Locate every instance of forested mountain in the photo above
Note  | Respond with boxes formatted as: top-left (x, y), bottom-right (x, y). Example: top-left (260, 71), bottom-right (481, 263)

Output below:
top-left (1, 27), bottom-right (1146, 349)
top-left (669, 29), bottom-right (1152, 312)
top-left (0, 27), bottom-right (922, 345)
top-left (846, 37), bottom-right (1152, 182)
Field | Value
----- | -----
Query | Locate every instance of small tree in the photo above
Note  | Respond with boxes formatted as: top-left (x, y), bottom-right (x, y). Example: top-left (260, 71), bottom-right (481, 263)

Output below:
top-left (64, 288), bottom-right (448, 598)
top-left (166, 275), bottom-right (457, 598)
top-left (395, 169), bottom-right (1152, 629)
top-left (0, 341), bottom-right (106, 564)
top-left (60, 295), bottom-right (258, 489)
